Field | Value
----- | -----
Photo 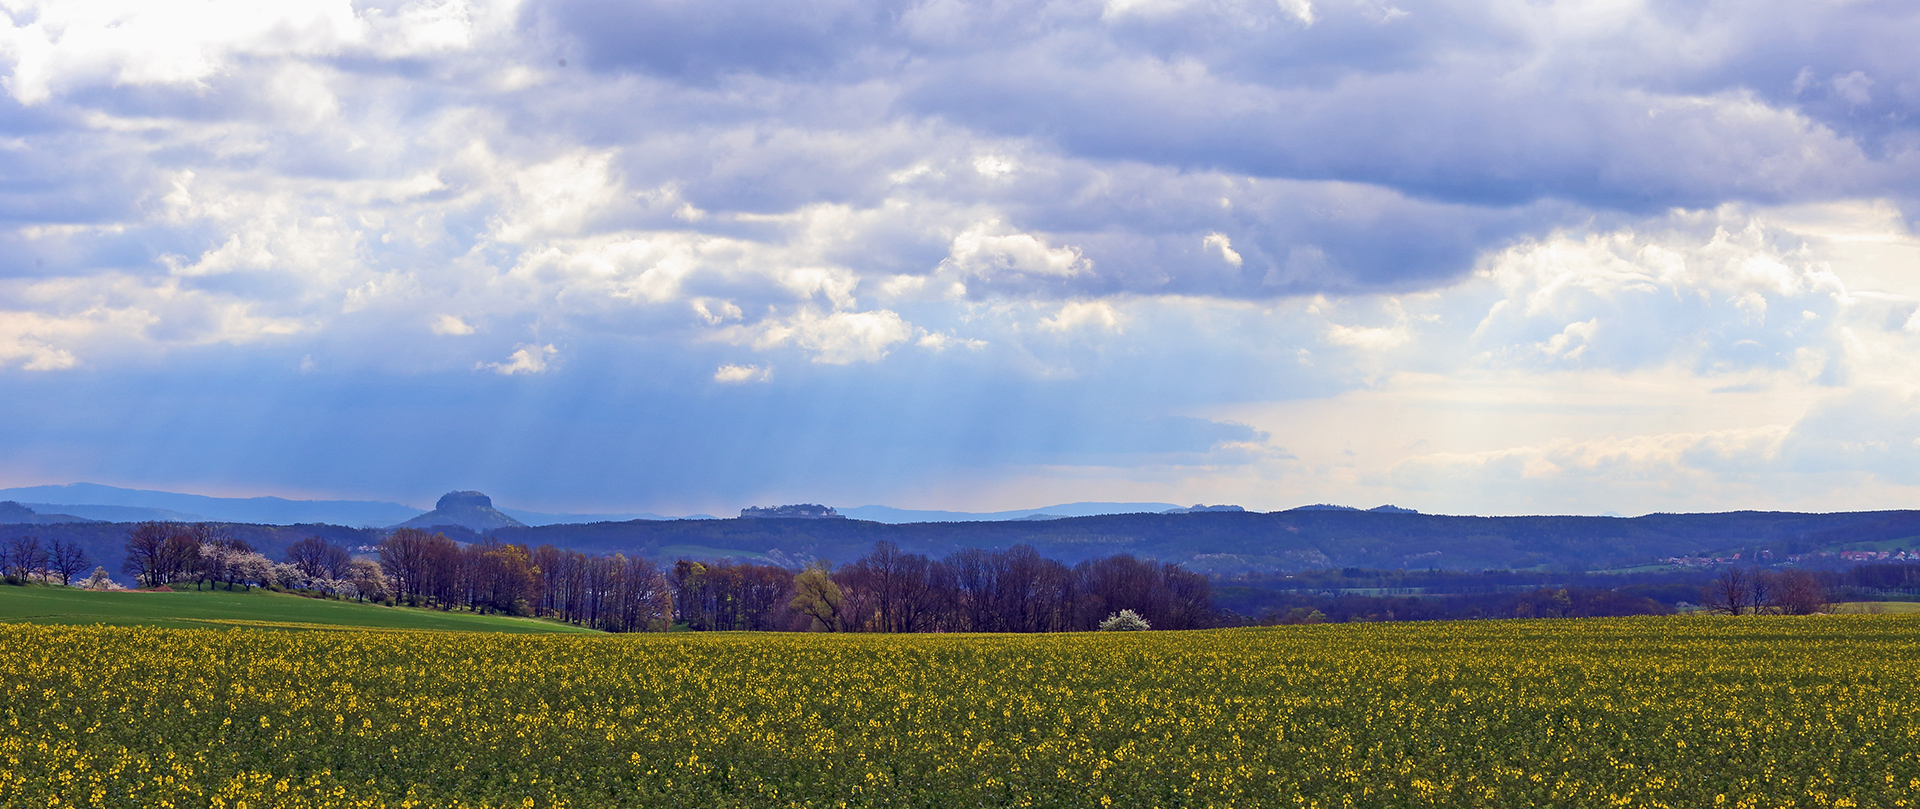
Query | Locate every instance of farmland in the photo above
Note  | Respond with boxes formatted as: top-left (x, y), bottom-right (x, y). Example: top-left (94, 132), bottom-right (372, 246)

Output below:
top-left (0, 584), bottom-right (596, 633)
top-left (3, 617), bottom-right (1918, 808)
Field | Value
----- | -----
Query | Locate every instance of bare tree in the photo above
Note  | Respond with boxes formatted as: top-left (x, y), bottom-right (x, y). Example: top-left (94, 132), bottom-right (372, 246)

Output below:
top-left (610, 555), bottom-right (672, 632)
top-left (1769, 569), bottom-right (1832, 615)
top-left (379, 528), bottom-right (433, 604)
top-left (162, 530), bottom-right (201, 586)
top-left (46, 537), bottom-right (88, 586)
top-left (122, 523), bottom-right (173, 588)
top-left (287, 536), bottom-right (353, 580)
top-left (1704, 567), bottom-right (1754, 615)
top-left (379, 528), bottom-right (459, 606)
top-left (1748, 570), bottom-right (1775, 615)
top-left (4, 535), bottom-right (44, 579)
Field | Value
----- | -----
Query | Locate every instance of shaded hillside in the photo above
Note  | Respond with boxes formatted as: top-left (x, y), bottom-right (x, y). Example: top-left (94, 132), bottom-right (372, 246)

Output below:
top-left (11, 508), bottom-right (1920, 581)
top-left (487, 509), bottom-right (1920, 573)
top-left (0, 483), bottom-right (420, 526)
top-left (0, 501), bottom-right (94, 525)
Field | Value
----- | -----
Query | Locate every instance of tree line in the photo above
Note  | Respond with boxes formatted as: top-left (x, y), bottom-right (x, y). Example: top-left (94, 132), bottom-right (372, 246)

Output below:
top-left (2, 534), bottom-right (91, 585)
top-left (458, 536), bottom-right (1215, 633)
top-left (61, 522), bottom-right (1916, 627)
top-left (118, 522), bottom-right (388, 599)
top-left (1834, 563), bottom-right (1920, 596)
top-left (107, 523), bottom-right (1216, 633)
top-left (1702, 567), bottom-right (1836, 615)
top-left (790, 542), bottom-right (1215, 632)
top-left (656, 542), bottom-right (1215, 633)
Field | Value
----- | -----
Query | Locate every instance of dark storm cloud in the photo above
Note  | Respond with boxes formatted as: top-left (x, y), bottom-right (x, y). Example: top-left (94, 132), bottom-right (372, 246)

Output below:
top-left (536, 0), bottom-right (905, 80)
top-left (538, 0), bottom-right (1919, 218)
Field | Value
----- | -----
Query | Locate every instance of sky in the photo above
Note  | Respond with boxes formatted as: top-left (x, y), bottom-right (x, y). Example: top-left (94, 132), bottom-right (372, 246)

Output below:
top-left (3, 0), bottom-right (1920, 517)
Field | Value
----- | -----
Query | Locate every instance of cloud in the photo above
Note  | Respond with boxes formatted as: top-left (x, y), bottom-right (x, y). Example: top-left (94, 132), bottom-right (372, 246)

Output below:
top-left (0, 0), bottom-right (500, 104)
top-left (481, 343), bottom-right (556, 375)
top-left (1779, 388), bottom-right (1920, 485)
top-left (1465, 206), bottom-right (1857, 375)
top-left (1277, 0), bottom-right (1315, 26)
top-left (7, 0), bottom-right (1920, 514)
top-left (1202, 232), bottom-right (1241, 267)
top-left (431, 314), bottom-right (475, 336)
top-left (1385, 427), bottom-right (1792, 494)
top-left (0, 312), bottom-right (79, 369)
top-left (942, 221), bottom-right (1091, 285)
top-left (915, 330), bottom-right (985, 351)
top-left (712, 363), bottom-right (769, 383)
top-left (488, 150), bottom-right (623, 244)
top-left (1323, 298), bottom-right (1415, 352)
top-left (1039, 300), bottom-right (1121, 334)
top-left (747, 308), bottom-right (913, 364)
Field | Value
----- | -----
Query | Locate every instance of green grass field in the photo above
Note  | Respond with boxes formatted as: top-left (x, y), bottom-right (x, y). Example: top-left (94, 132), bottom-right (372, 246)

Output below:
top-left (0, 583), bottom-right (598, 633)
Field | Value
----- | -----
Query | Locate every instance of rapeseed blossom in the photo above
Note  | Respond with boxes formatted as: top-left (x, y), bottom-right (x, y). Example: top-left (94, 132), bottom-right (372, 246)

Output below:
top-left (1, 617), bottom-right (1916, 807)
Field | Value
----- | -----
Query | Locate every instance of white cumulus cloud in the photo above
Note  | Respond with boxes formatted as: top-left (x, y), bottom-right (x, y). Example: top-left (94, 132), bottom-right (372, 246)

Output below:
top-left (431, 315), bottom-right (474, 335)
top-left (750, 309), bottom-right (913, 364)
top-left (712, 363), bottom-right (769, 383)
top-left (480, 343), bottom-right (556, 375)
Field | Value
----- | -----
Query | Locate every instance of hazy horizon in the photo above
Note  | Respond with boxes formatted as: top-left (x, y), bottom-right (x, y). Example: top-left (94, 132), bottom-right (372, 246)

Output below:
top-left (5, 1), bottom-right (1920, 517)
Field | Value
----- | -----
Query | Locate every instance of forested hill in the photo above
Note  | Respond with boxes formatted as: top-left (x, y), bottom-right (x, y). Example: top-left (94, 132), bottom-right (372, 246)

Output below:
top-left (483, 509), bottom-right (1920, 573)
top-left (12, 508), bottom-right (1920, 579)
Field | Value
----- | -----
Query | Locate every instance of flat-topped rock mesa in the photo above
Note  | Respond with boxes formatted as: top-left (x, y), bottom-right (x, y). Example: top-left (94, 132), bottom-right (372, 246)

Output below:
top-left (393, 491), bottom-right (527, 532)
top-left (740, 504), bottom-right (846, 519)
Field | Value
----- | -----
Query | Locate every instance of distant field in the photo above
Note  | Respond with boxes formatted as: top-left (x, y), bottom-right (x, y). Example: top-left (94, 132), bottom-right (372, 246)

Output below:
top-left (0, 584), bottom-right (597, 633)
top-left (1830, 536), bottom-right (1920, 552)
top-left (653, 543), bottom-right (781, 563)
top-left (3, 616), bottom-right (1917, 808)
top-left (1833, 600), bottom-right (1920, 614)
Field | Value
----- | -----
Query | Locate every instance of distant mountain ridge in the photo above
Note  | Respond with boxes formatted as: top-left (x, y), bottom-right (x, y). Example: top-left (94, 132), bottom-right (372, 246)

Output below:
top-left (1286, 504), bottom-right (1420, 514)
top-left (13, 504), bottom-right (1920, 586)
top-left (500, 508), bottom-right (686, 525)
top-left (0, 501), bottom-right (93, 524)
top-left (1, 484), bottom-right (1279, 528)
top-left (0, 483), bottom-right (422, 527)
top-left (466, 508), bottom-right (1920, 576)
top-left (842, 502), bottom-right (1185, 523)
top-left (23, 503), bottom-right (204, 523)
top-left (0, 483), bottom-right (687, 527)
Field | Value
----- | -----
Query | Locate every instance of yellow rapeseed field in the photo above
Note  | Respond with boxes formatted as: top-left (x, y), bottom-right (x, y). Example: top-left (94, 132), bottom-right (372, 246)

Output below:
top-left (3, 617), bottom-right (1917, 808)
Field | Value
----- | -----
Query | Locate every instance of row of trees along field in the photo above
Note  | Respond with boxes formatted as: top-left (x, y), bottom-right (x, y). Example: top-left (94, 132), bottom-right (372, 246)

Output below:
top-left (542, 540), bottom-right (1216, 633)
top-left (120, 523), bottom-right (390, 598)
top-left (1702, 567), bottom-right (1848, 615)
top-left (106, 523), bottom-right (1214, 633)
top-left (1, 534), bottom-right (91, 584)
top-left (688, 542), bottom-right (1215, 633)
